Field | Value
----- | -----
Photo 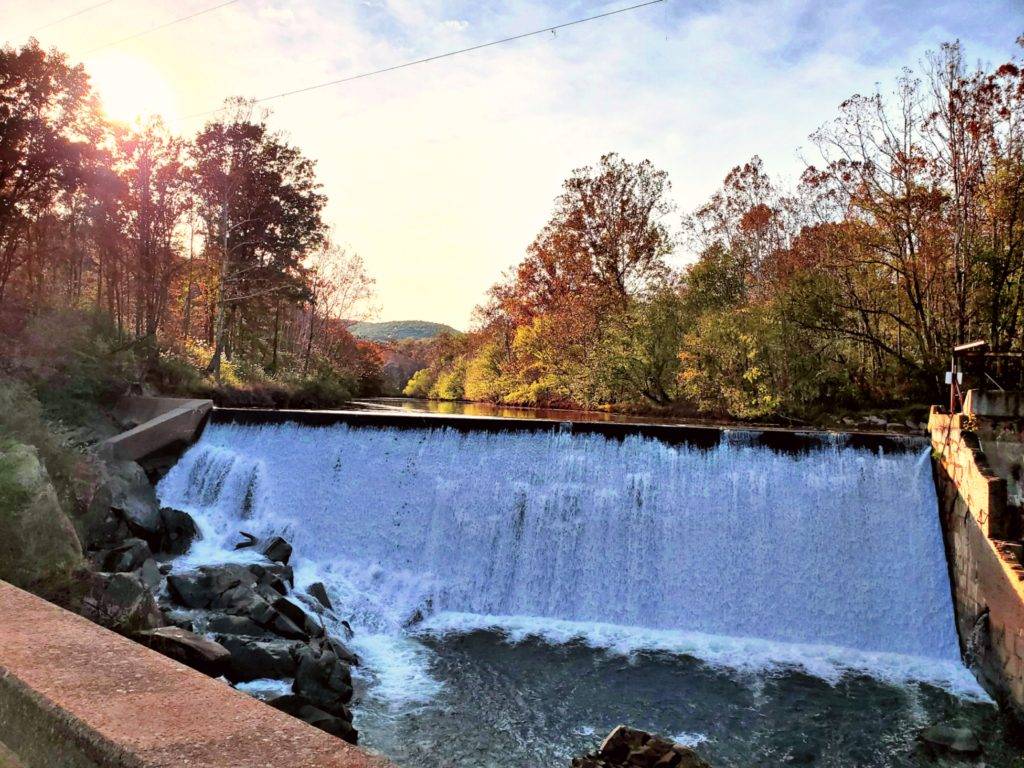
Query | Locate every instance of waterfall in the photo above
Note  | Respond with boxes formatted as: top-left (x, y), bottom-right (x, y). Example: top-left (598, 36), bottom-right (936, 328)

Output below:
top-left (157, 420), bottom-right (983, 698)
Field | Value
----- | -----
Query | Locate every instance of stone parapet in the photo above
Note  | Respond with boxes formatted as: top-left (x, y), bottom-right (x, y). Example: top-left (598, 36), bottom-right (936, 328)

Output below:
top-left (0, 580), bottom-right (392, 768)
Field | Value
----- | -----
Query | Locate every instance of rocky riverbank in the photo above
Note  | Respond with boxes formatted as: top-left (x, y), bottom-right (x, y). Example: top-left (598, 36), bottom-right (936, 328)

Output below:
top-left (1, 436), bottom-right (362, 746)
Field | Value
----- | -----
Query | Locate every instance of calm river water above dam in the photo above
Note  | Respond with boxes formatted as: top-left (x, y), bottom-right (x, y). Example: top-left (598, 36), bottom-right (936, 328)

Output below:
top-left (158, 416), bottom-right (1021, 766)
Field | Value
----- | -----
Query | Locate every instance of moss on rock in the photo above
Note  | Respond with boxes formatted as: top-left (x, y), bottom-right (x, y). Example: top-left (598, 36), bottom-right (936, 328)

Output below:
top-left (0, 440), bottom-right (83, 590)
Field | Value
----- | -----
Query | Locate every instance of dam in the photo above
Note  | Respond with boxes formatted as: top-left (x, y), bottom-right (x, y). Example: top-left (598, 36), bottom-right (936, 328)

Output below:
top-left (151, 411), bottom-right (1016, 767)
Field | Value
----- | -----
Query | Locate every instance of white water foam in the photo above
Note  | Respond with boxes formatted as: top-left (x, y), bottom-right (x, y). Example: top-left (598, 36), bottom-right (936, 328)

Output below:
top-left (157, 420), bottom-right (986, 705)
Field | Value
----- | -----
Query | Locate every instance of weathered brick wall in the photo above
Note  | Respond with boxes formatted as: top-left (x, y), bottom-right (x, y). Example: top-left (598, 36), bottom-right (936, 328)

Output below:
top-left (930, 408), bottom-right (1024, 718)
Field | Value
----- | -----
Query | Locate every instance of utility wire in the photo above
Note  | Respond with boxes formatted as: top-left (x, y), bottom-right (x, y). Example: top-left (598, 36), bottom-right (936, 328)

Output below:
top-left (30, 0), bottom-right (119, 34)
top-left (182, 0), bottom-right (665, 121)
top-left (82, 0), bottom-right (242, 55)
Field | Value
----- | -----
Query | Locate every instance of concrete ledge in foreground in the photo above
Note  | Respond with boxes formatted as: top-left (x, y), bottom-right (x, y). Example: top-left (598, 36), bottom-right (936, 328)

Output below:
top-left (0, 580), bottom-right (392, 768)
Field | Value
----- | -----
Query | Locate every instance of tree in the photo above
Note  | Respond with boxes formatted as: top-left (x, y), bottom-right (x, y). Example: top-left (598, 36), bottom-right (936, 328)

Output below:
top-left (0, 41), bottom-right (99, 302)
top-left (192, 100), bottom-right (326, 377)
top-left (300, 240), bottom-right (375, 374)
top-left (116, 119), bottom-right (189, 342)
top-left (591, 289), bottom-right (688, 405)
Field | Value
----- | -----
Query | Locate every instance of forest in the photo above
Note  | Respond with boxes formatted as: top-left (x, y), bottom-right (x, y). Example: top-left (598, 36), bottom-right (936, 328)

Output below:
top-left (1, 38), bottom-right (1023, 425)
top-left (0, 40), bottom-right (385, 414)
top-left (408, 40), bottom-right (1024, 421)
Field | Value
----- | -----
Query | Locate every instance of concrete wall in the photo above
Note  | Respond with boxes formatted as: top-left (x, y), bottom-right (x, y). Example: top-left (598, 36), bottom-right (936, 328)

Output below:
top-left (99, 396), bottom-right (212, 463)
top-left (930, 408), bottom-right (1024, 718)
top-left (0, 580), bottom-right (391, 768)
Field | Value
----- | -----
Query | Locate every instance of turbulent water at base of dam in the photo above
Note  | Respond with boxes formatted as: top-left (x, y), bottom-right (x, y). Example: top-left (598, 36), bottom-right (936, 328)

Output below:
top-left (157, 421), bottom-right (1015, 767)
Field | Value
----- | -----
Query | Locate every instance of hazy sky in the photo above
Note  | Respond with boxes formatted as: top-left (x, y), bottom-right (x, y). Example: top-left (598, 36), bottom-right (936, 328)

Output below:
top-left (5, 0), bottom-right (1022, 328)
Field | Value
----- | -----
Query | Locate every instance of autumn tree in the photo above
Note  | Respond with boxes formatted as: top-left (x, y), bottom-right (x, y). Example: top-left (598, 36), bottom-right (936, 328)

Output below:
top-left (192, 100), bottom-right (326, 377)
top-left (0, 41), bottom-right (100, 302)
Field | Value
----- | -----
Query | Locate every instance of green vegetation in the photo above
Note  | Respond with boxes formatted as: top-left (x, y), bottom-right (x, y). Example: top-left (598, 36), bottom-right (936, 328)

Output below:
top-left (407, 42), bottom-right (1024, 423)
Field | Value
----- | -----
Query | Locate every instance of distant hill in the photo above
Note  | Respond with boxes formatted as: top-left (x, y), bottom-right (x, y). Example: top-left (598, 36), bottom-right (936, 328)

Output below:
top-left (347, 320), bottom-right (460, 342)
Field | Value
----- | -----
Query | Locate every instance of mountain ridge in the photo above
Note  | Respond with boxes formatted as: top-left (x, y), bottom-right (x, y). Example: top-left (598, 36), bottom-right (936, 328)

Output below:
top-left (348, 319), bottom-right (460, 342)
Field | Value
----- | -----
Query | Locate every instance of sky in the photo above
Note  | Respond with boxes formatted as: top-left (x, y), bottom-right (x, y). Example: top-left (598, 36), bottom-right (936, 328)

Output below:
top-left (4, 0), bottom-right (1023, 328)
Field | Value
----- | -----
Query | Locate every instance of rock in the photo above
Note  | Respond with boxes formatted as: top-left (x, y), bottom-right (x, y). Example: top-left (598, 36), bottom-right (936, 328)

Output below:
top-left (249, 562), bottom-right (293, 595)
top-left (918, 723), bottom-right (982, 756)
top-left (81, 572), bottom-right (164, 633)
top-left (255, 603), bottom-right (309, 641)
top-left (304, 614), bottom-right (327, 639)
top-left (234, 531), bottom-right (258, 550)
top-left (135, 558), bottom-right (162, 591)
top-left (271, 596), bottom-right (310, 629)
top-left (292, 646), bottom-right (353, 717)
top-left (306, 582), bottom-right (333, 611)
top-left (572, 726), bottom-right (712, 768)
top-left (268, 694), bottom-right (357, 745)
top-left (315, 635), bottom-right (359, 667)
top-left (136, 626), bottom-right (230, 677)
top-left (101, 538), bottom-right (152, 573)
top-left (162, 609), bottom-right (195, 632)
top-left (205, 614), bottom-right (270, 637)
top-left (157, 507), bottom-right (198, 555)
top-left (167, 564), bottom-right (308, 640)
top-left (167, 564), bottom-right (260, 609)
top-left (261, 536), bottom-right (292, 565)
top-left (216, 635), bottom-right (301, 683)
top-left (0, 442), bottom-right (83, 590)
top-left (103, 460), bottom-right (164, 544)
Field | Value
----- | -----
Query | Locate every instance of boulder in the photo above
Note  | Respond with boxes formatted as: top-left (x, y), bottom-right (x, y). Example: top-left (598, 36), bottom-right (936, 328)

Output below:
top-left (260, 536), bottom-right (292, 565)
top-left (101, 538), bottom-right (152, 573)
top-left (315, 634), bottom-right (359, 667)
top-left (572, 726), bottom-right (712, 768)
top-left (250, 562), bottom-right (293, 594)
top-left (271, 596), bottom-right (310, 628)
top-left (157, 507), bottom-right (199, 555)
top-left (205, 614), bottom-right (270, 637)
top-left (216, 635), bottom-right (302, 683)
top-left (167, 564), bottom-right (259, 609)
top-left (136, 626), bottom-right (230, 677)
top-left (292, 646), bottom-right (353, 717)
top-left (306, 582), bottom-right (333, 611)
top-left (161, 609), bottom-right (195, 632)
top-left (918, 724), bottom-right (982, 756)
top-left (253, 601), bottom-right (309, 641)
top-left (103, 460), bottom-right (164, 545)
top-left (268, 694), bottom-right (357, 745)
top-left (166, 564), bottom-right (308, 640)
top-left (80, 572), bottom-right (165, 633)
top-left (0, 442), bottom-right (83, 590)
top-left (135, 558), bottom-right (162, 591)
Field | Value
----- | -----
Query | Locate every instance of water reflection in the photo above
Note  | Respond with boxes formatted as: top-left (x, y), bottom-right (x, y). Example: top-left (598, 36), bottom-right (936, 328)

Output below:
top-left (351, 397), bottom-right (730, 427)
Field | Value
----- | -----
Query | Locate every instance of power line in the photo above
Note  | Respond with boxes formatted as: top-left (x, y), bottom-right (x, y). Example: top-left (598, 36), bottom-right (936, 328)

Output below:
top-left (31, 0), bottom-right (119, 35)
top-left (82, 0), bottom-right (242, 56)
top-left (182, 0), bottom-right (666, 121)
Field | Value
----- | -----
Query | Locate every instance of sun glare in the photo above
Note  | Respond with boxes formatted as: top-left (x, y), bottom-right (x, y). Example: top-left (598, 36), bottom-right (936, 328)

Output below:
top-left (88, 52), bottom-right (179, 125)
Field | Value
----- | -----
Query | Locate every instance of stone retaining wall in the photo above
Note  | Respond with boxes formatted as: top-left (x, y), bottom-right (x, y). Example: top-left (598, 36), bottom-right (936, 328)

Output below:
top-left (930, 407), bottom-right (1024, 717)
top-left (0, 580), bottom-right (391, 768)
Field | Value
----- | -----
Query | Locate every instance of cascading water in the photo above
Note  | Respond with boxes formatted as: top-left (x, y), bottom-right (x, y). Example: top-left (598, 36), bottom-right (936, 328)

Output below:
top-left (157, 419), bottom-right (1003, 767)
